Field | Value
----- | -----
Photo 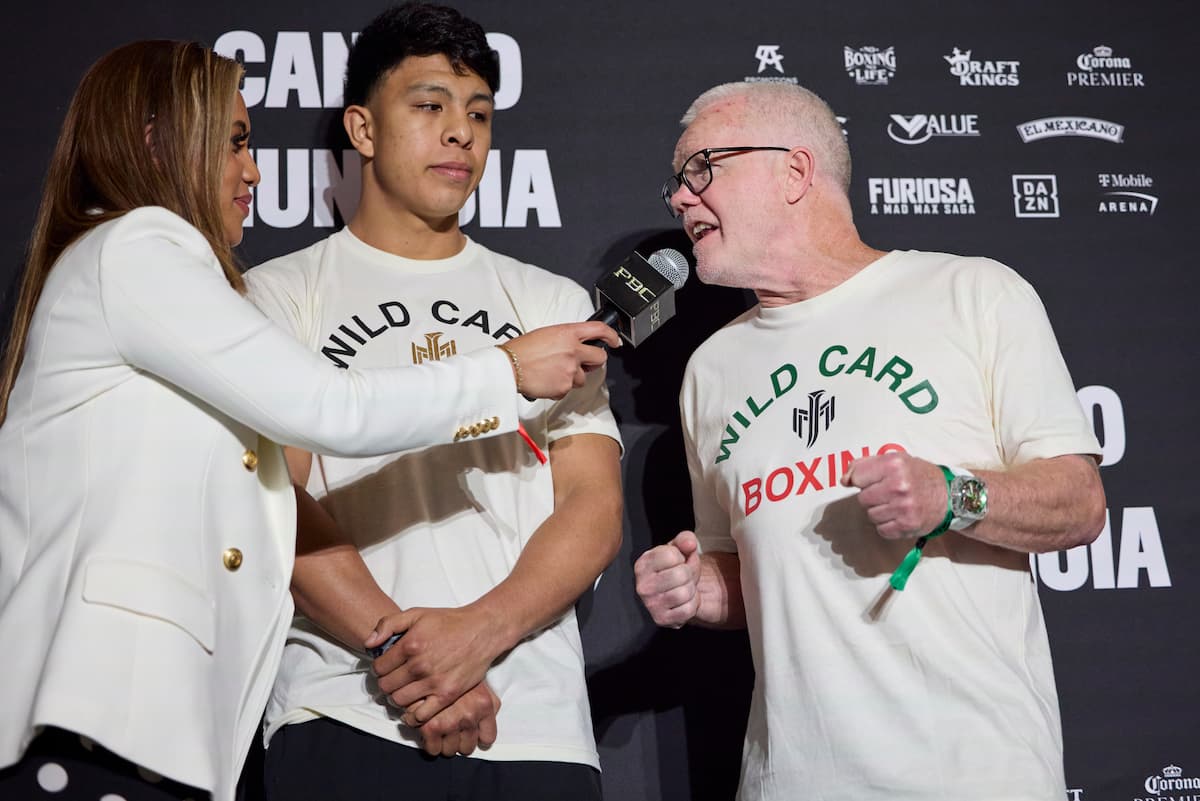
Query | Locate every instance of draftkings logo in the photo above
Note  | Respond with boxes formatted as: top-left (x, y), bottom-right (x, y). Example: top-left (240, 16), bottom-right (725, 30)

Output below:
top-left (1013, 175), bottom-right (1060, 218)
top-left (746, 45), bottom-right (798, 84)
top-left (1137, 764), bottom-right (1200, 800)
top-left (1098, 173), bottom-right (1158, 214)
top-left (944, 47), bottom-right (1020, 86)
top-left (887, 113), bottom-right (980, 145)
top-left (1069, 45), bottom-right (1145, 87)
top-left (844, 45), bottom-right (896, 85)
top-left (1017, 116), bottom-right (1125, 143)
top-left (411, 332), bottom-right (457, 364)
top-left (867, 177), bottom-right (975, 215)
top-left (792, 390), bottom-right (835, 447)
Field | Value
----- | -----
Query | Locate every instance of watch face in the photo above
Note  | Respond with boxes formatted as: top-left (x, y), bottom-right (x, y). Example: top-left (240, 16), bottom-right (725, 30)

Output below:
top-left (961, 480), bottom-right (985, 514)
top-left (953, 476), bottom-right (988, 519)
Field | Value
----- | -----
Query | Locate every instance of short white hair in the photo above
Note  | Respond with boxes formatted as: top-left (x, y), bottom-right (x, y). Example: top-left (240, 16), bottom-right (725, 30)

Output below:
top-left (681, 82), bottom-right (851, 195)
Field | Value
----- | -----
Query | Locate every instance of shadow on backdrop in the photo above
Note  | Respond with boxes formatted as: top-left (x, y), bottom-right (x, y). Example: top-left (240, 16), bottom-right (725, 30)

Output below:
top-left (580, 228), bottom-right (757, 801)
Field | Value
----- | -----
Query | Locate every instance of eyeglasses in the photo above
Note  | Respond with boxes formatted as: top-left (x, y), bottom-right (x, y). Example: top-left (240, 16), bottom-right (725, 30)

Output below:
top-left (660, 146), bottom-right (791, 218)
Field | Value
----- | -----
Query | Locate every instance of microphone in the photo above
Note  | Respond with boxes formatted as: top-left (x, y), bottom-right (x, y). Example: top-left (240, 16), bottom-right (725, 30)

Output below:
top-left (587, 248), bottom-right (690, 347)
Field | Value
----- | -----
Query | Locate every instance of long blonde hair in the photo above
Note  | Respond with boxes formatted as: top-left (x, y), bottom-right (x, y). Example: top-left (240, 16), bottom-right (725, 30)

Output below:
top-left (0, 40), bottom-right (245, 424)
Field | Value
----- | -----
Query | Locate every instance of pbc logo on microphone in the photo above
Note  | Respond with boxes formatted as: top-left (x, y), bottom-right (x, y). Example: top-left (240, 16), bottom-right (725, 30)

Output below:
top-left (593, 254), bottom-right (672, 345)
top-left (613, 265), bottom-right (659, 302)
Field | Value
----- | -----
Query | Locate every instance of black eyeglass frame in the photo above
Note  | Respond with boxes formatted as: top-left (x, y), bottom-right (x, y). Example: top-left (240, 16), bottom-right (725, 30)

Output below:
top-left (661, 146), bottom-right (791, 217)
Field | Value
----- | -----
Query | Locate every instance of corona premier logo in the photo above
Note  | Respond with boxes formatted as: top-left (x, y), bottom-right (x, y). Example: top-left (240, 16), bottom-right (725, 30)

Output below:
top-left (1144, 764), bottom-right (1200, 795)
top-left (1069, 45), bottom-right (1144, 87)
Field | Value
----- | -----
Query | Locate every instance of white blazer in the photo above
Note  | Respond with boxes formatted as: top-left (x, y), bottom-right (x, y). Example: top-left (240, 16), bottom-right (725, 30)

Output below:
top-left (0, 208), bottom-right (521, 799)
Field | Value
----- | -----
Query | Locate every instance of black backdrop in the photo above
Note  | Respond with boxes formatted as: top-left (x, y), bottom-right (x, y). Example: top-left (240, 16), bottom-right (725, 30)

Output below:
top-left (3, 2), bottom-right (1197, 799)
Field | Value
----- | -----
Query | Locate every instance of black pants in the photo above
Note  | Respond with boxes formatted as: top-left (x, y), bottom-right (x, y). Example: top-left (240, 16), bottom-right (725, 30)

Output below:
top-left (264, 718), bottom-right (602, 801)
top-left (0, 727), bottom-right (208, 800)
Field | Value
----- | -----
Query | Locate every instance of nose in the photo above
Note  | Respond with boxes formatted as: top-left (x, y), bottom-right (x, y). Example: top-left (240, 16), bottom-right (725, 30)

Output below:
top-left (442, 109), bottom-right (474, 148)
top-left (670, 182), bottom-right (700, 218)
top-left (242, 149), bottom-right (261, 189)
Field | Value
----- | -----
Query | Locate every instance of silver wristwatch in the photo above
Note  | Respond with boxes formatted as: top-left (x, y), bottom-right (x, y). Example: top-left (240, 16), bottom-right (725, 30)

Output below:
top-left (948, 468), bottom-right (988, 530)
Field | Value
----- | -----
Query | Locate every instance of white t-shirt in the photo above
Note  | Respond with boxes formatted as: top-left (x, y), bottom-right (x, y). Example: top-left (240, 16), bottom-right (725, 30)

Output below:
top-left (681, 250), bottom-right (1100, 801)
top-left (245, 228), bottom-right (621, 768)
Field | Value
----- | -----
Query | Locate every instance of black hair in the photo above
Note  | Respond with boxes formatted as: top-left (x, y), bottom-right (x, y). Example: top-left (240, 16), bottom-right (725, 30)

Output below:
top-left (344, 2), bottom-right (500, 107)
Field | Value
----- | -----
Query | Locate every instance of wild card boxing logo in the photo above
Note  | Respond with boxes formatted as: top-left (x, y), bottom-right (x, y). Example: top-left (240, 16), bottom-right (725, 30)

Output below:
top-left (792, 390), bottom-right (835, 447)
top-left (411, 332), bottom-right (457, 364)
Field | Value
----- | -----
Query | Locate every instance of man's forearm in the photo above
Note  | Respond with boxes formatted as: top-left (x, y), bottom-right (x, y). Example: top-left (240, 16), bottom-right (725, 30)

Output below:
top-left (291, 484), bottom-right (401, 649)
top-left (470, 434), bottom-right (623, 653)
top-left (963, 454), bottom-right (1106, 553)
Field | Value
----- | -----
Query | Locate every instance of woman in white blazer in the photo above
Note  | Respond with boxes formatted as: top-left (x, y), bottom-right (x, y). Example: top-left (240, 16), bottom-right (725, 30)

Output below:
top-left (0, 40), bottom-right (617, 801)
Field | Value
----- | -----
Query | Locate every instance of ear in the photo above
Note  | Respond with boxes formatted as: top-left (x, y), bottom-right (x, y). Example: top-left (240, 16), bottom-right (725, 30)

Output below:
top-left (783, 146), bottom-right (815, 204)
top-left (343, 104), bottom-right (375, 159)
top-left (144, 121), bottom-right (160, 167)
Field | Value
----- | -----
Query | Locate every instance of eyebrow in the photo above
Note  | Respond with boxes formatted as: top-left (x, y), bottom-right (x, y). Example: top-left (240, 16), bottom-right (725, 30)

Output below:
top-left (232, 120), bottom-right (249, 135)
top-left (407, 82), bottom-right (494, 106)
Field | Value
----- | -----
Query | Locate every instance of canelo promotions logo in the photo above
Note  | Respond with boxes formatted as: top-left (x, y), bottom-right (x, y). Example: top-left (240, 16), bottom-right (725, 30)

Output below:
top-left (746, 45), bottom-right (799, 84)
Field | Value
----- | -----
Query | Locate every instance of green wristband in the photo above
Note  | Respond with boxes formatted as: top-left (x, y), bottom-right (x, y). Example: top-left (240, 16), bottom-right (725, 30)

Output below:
top-left (888, 465), bottom-right (955, 591)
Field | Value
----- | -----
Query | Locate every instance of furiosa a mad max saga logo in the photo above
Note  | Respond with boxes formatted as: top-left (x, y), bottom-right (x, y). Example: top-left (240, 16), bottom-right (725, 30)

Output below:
top-left (868, 177), bottom-right (975, 215)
